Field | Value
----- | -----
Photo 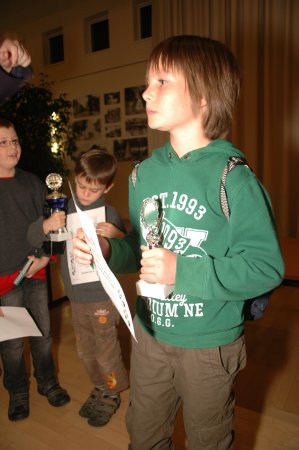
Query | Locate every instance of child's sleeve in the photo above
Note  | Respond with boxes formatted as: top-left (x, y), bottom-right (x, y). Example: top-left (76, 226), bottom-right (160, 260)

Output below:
top-left (0, 66), bottom-right (33, 105)
top-left (175, 176), bottom-right (284, 302)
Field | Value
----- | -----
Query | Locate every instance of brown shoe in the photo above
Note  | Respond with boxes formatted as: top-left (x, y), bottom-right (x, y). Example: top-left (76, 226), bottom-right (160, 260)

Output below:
top-left (8, 391), bottom-right (29, 421)
top-left (38, 383), bottom-right (70, 407)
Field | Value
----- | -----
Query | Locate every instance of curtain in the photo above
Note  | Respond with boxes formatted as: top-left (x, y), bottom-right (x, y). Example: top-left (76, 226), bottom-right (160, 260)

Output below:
top-left (149, 0), bottom-right (299, 237)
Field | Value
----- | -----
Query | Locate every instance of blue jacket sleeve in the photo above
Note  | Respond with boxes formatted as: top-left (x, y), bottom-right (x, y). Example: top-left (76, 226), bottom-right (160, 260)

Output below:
top-left (0, 66), bottom-right (33, 105)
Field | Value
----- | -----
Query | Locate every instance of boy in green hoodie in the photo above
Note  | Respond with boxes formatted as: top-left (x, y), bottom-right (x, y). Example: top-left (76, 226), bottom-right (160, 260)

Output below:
top-left (73, 35), bottom-right (284, 449)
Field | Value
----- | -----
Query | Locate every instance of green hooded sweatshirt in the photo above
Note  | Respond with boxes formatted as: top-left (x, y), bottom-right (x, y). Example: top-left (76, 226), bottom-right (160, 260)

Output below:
top-left (108, 139), bottom-right (284, 348)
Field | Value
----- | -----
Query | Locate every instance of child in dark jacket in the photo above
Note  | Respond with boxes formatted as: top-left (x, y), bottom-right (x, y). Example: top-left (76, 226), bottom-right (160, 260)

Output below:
top-left (0, 118), bottom-right (70, 422)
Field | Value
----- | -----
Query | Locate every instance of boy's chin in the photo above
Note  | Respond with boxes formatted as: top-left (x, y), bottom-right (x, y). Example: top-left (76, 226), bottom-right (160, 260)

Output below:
top-left (78, 199), bottom-right (93, 206)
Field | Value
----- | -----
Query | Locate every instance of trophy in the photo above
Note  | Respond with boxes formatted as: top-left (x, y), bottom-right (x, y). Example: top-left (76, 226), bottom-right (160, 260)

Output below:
top-left (45, 173), bottom-right (71, 242)
top-left (136, 197), bottom-right (174, 299)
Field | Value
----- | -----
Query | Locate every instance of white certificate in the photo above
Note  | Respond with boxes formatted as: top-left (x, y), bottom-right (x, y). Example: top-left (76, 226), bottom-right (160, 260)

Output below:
top-left (66, 207), bottom-right (105, 285)
top-left (69, 184), bottom-right (136, 340)
top-left (0, 307), bottom-right (42, 342)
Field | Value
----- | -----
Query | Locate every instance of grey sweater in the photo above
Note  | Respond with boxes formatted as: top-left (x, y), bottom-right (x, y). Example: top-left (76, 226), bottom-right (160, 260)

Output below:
top-left (0, 168), bottom-right (46, 276)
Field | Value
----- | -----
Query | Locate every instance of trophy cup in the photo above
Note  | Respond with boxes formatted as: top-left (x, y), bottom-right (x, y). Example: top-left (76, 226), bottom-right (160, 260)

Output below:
top-left (136, 197), bottom-right (174, 299)
top-left (45, 173), bottom-right (71, 242)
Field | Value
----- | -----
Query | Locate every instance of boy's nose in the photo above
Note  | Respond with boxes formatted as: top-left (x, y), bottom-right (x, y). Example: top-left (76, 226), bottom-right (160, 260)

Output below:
top-left (142, 86), bottom-right (152, 102)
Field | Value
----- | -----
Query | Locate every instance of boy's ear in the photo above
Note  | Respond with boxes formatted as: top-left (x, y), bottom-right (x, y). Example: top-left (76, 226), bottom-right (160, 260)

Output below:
top-left (200, 97), bottom-right (207, 108)
top-left (104, 182), bottom-right (114, 194)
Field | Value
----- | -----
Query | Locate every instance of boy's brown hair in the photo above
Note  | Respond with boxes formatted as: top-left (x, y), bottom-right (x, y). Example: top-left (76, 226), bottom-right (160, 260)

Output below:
top-left (146, 35), bottom-right (240, 139)
top-left (75, 148), bottom-right (117, 187)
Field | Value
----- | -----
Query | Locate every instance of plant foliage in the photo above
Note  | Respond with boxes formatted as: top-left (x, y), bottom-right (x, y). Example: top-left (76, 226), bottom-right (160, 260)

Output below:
top-left (0, 74), bottom-right (77, 181)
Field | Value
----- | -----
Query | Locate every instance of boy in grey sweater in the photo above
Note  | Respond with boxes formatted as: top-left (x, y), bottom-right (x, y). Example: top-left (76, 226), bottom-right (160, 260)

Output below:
top-left (60, 148), bottom-right (129, 427)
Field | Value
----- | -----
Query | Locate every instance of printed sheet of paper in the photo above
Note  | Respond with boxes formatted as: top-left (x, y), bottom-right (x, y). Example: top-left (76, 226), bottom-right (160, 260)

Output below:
top-left (69, 184), bottom-right (136, 340)
top-left (0, 307), bottom-right (42, 342)
top-left (66, 207), bottom-right (105, 285)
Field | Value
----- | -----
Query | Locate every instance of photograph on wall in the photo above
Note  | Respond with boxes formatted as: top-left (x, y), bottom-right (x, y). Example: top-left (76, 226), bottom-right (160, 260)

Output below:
top-left (113, 137), bottom-right (148, 162)
top-left (125, 85), bottom-right (146, 115)
top-left (104, 91), bottom-right (120, 105)
top-left (113, 139), bottom-right (128, 161)
top-left (72, 118), bottom-right (101, 141)
top-left (105, 124), bottom-right (122, 138)
top-left (105, 107), bottom-right (121, 124)
top-left (73, 94), bottom-right (100, 118)
top-left (125, 117), bottom-right (148, 136)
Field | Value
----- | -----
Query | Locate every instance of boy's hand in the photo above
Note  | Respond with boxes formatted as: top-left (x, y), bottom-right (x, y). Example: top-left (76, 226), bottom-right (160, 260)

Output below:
top-left (43, 211), bottom-right (66, 235)
top-left (73, 229), bottom-right (93, 265)
top-left (0, 39), bottom-right (31, 73)
top-left (139, 245), bottom-right (177, 285)
top-left (73, 228), bottom-right (111, 264)
top-left (26, 256), bottom-right (49, 277)
top-left (96, 222), bottom-right (125, 239)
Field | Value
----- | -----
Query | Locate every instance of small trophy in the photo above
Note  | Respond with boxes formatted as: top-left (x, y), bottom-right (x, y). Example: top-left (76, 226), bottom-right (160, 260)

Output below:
top-left (136, 197), bottom-right (174, 299)
top-left (45, 173), bottom-right (71, 242)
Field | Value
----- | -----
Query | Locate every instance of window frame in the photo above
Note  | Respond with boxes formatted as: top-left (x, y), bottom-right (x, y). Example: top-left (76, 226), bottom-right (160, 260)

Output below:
top-left (133, 0), bottom-right (152, 40)
top-left (42, 27), bottom-right (64, 65)
top-left (85, 11), bottom-right (110, 53)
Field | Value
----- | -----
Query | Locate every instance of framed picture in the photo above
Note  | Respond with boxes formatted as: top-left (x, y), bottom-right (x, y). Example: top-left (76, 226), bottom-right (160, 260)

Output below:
top-left (113, 137), bottom-right (148, 162)
top-left (125, 117), bottom-right (147, 136)
top-left (72, 85), bottom-right (148, 159)
top-left (72, 118), bottom-right (101, 141)
top-left (105, 124), bottom-right (121, 138)
top-left (73, 94), bottom-right (100, 118)
top-left (104, 91), bottom-right (120, 105)
top-left (105, 107), bottom-right (121, 124)
top-left (125, 86), bottom-right (146, 115)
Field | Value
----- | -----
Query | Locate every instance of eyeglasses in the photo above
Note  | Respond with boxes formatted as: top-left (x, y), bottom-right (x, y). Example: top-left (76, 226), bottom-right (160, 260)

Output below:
top-left (0, 138), bottom-right (20, 148)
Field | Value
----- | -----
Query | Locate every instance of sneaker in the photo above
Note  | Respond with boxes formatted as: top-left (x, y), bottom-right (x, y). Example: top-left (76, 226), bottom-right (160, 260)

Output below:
top-left (79, 387), bottom-right (104, 418)
top-left (88, 392), bottom-right (120, 427)
top-left (8, 391), bottom-right (29, 421)
top-left (38, 383), bottom-right (70, 407)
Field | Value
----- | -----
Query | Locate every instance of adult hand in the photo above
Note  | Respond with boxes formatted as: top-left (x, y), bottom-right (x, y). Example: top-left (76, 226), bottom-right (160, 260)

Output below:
top-left (0, 38), bottom-right (31, 73)
top-left (139, 245), bottom-right (177, 285)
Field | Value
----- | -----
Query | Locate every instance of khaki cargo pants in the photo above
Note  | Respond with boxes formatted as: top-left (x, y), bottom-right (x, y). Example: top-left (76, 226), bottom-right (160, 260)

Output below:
top-left (71, 299), bottom-right (129, 395)
top-left (126, 318), bottom-right (246, 449)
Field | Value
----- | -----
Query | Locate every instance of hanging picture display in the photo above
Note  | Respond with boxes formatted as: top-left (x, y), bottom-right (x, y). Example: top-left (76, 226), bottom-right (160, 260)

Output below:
top-left (71, 85), bottom-right (148, 162)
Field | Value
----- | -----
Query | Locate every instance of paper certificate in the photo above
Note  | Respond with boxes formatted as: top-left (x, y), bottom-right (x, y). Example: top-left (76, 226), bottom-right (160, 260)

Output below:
top-left (66, 206), bottom-right (105, 285)
top-left (69, 185), bottom-right (136, 340)
top-left (0, 306), bottom-right (42, 342)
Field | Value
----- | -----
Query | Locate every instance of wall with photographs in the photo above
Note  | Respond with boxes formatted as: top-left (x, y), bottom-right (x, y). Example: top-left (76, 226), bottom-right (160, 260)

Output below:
top-left (7, 0), bottom-right (154, 219)
top-left (71, 84), bottom-right (148, 163)
top-left (54, 60), bottom-right (150, 220)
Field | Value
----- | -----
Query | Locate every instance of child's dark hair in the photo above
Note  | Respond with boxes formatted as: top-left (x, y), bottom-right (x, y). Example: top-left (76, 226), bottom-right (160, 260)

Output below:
top-left (0, 118), bottom-right (15, 129)
top-left (75, 148), bottom-right (117, 187)
top-left (146, 35), bottom-right (240, 139)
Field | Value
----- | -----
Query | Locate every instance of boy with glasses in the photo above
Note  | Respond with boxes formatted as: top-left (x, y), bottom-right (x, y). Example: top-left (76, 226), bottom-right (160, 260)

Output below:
top-left (0, 118), bottom-right (70, 422)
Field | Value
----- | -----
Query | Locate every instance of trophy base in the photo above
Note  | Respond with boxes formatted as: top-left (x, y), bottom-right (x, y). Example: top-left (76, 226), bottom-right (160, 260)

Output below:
top-left (136, 280), bottom-right (174, 300)
top-left (50, 231), bottom-right (72, 242)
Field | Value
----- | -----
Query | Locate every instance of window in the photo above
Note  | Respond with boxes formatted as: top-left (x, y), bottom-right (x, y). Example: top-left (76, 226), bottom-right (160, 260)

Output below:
top-left (134, 1), bottom-right (152, 40)
top-left (43, 28), bottom-right (64, 65)
top-left (85, 12), bottom-right (110, 53)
